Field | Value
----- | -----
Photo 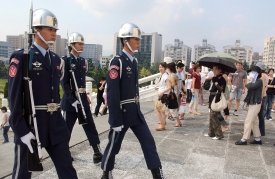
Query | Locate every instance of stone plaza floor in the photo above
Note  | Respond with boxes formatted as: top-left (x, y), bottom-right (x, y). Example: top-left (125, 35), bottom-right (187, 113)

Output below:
top-left (4, 103), bottom-right (274, 179)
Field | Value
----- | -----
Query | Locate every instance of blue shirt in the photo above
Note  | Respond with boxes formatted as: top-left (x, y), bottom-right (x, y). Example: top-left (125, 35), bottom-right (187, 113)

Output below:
top-left (34, 42), bottom-right (51, 63)
top-left (122, 49), bottom-right (134, 62)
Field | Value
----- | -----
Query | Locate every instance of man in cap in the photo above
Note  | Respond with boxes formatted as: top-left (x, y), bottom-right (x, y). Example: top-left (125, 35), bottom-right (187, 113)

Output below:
top-left (8, 9), bottom-right (78, 179)
top-left (100, 22), bottom-right (164, 179)
top-left (61, 32), bottom-right (103, 163)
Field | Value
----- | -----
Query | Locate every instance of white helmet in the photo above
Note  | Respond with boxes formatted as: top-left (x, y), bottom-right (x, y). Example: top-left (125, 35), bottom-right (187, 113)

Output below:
top-left (118, 23), bottom-right (141, 39)
top-left (69, 32), bottom-right (84, 54)
top-left (69, 32), bottom-right (84, 44)
top-left (32, 9), bottom-right (58, 46)
top-left (32, 9), bottom-right (58, 30)
top-left (118, 22), bottom-right (141, 53)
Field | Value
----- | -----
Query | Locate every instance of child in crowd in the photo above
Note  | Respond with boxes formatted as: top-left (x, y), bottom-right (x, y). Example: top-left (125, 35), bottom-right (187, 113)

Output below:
top-left (179, 92), bottom-right (187, 120)
top-left (99, 83), bottom-right (108, 116)
top-left (186, 74), bottom-right (192, 103)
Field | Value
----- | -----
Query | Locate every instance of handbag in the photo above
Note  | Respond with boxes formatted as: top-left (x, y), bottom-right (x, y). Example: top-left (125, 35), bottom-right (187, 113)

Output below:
top-left (211, 92), bottom-right (227, 112)
top-left (168, 88), bottom-right (179, 109)
top-left (203, 80), bottom-right (211, 90)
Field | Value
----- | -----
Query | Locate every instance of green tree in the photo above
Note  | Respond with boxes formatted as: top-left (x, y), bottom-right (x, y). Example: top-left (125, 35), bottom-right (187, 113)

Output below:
top-left (243, 61), bottom-right (249, 71)
top-left (139, 67), bottom-right (151, 78)
top-left (4, 82), bottom-right (8, 98)
top-left (0, 61), bottom-right (8, 79)
top-left (250, 61), bottom-right (255, 68)
top-left (149, 62), bottom-right (160, 74)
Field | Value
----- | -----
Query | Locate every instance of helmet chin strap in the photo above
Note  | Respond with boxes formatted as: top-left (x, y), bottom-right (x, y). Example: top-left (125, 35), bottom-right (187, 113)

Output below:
top-left (34, 29), bottom-right (55, 47)
top-left (71, 45), bottom-right (82, 54)
top-left (125, 40), bottom-right (138, 54)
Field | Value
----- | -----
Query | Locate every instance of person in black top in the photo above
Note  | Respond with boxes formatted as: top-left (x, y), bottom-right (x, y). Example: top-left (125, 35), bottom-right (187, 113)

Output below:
top-left (264, 68), bottom-right (275, 120)
top-left (94, 77), bottom-right (107, 117)
top-left (205, 65), bottom-right (226, 140)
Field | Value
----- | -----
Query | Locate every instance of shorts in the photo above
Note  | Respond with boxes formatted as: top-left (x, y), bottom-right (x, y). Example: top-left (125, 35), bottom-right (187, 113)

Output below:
top-left (178, 106), bottom-right (186, 114)
top-left (155, 100), bottom-right (166, 112)
top-left (166, 108), bottom-right (178, 117)
top-left (230, 88), bottom-right (242, 99)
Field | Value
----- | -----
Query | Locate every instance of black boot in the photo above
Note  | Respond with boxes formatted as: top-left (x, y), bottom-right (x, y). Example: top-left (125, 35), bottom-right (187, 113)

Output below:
top-left (92, 144), bottom-right (103, 164)
top-left (101, 171), bottom-right (113, 179)
top-left (151, 166), bottom-right (165, 179)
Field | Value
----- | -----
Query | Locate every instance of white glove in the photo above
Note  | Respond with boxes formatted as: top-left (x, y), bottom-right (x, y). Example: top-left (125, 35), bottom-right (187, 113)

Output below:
top-left (113, 125), bottom-right (124, 132)
top-left (72, 101), bottom-right (80, 112)
top-left (20, 132), bottom-right (36, 153)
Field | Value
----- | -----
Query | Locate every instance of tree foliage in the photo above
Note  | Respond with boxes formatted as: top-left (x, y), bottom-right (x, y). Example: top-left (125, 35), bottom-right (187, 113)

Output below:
top-left (243, 61), bottom-right (249, 71)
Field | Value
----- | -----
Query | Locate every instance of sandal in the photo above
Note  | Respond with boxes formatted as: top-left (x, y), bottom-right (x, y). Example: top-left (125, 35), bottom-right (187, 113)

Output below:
top-left (174, 123), bottom-right (182, 127)
top-left (168, 116), bottom-right (175, 121)
top-left (193, 111), bottom-right (202, 116)
top-left (188, 110), bottom-right (193, 114)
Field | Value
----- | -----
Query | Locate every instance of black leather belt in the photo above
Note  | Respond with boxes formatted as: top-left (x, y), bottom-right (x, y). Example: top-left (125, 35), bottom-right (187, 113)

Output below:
top-left (120, 96), bottom-right (139, 105)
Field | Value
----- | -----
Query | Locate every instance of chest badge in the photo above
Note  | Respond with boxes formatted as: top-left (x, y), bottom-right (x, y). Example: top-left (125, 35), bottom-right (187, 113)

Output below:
top-left (126, 66), bottom-right (131, 71)
top-left (32, 61), bottom-right (42, 68)
top-left (71, 64), bottom-right (76, 68)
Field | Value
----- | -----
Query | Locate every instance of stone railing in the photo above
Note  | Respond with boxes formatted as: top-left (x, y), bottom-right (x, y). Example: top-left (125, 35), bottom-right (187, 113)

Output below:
top-left (88, 73), bottom-right (161, 112)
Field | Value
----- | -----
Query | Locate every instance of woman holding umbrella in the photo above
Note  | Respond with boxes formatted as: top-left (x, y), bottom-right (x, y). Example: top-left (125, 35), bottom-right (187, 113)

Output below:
top-left (205, 65), bottom-right (226, 140)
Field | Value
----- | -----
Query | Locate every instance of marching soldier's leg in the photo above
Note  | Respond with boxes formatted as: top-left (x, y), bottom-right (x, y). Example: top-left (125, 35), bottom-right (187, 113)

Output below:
top-left (131, 123), bottom-right (164, 179)
top-left (82, 110), bottom-right (102, 163)
top-left (12, 144), bottom-right (31, 179)
top-left (101, 127), bottom-right (128, 178)
top-left (45, 140), bottom-right (78, 179)
top-left (64, 111), bottom-right (78, 139)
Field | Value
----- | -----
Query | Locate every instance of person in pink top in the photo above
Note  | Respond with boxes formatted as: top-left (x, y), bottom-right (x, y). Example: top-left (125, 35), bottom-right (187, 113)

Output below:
top-left (178, 92), bottom-right (187, 121)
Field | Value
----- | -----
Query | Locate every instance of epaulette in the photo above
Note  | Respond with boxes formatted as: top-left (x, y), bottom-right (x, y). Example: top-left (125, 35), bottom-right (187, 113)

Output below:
top-left (15, 48), bottom-right (23, 51)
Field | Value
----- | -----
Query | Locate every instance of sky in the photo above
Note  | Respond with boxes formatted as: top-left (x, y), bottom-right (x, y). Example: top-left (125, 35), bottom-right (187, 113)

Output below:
top-left (0, 0), bottom-right (275, 58)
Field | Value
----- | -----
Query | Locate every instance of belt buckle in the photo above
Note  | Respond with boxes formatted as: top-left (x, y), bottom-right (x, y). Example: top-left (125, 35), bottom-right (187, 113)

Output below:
top-left (47, 103), bottom-right (58, 112)
top-left (78, 88), bottom-right (85, 93)
top-left (134, 96), bottom-right (139, 103)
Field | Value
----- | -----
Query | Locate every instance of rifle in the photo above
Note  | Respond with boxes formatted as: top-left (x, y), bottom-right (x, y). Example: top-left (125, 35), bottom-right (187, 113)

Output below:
top-left (67, 31), bottom-right (87, 125)
top-left (23, 2), bottom-right (43, 171)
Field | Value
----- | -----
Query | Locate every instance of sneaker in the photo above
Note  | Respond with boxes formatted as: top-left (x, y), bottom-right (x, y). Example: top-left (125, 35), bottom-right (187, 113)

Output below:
top-left (233, 111), bottom-right (238, 116)
top-left (268, 118), bottom-right (273, 121)
top-left (212, 136), bottom-right (222, 140)
top-left (204, 134), bottom-right (209, 137)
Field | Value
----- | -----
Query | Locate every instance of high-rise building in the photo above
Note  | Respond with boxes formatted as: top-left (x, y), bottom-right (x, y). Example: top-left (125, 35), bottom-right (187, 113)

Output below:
top-left (0, 41), bottom-right (12, 59)
top-left (252, 52), bottom-right (263, 64)
top-left (223, 40), bottom-right (253, 65)
top-left (101, 55), bottom-right (113, 67)
top-left (164, 39), bottom-right (192, 65)
top-left (194, 39), bottom-right (216, 62)
top-left (80, 44), bottom-right (102, 67)
top-left (6, 35), bottom-right (24, 52)
top-left (262, 37), bottom-right (275, 69)
top-left (113, 32), bottom-right (162, 65)
top-left (81, 44), bottom-right (102, 60)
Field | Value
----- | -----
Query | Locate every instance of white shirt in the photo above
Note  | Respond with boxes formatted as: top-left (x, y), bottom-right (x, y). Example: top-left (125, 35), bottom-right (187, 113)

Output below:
top-left (207, 71), bottom-right (214, 91)
top-left (186, 79), bottom-right (192, 89)
top-left (2, 112), bottom-right (9, 126)
top-left (200, 72), bottom-right (206, 84)
top-left (158, 73), bottom-right (170, 94)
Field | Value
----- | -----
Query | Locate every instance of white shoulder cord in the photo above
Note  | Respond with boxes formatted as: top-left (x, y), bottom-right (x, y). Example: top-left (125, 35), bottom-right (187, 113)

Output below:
top-left (85, 59), bottom-right (88, 72)
top-left (60, 58), bottom-right (65, 81)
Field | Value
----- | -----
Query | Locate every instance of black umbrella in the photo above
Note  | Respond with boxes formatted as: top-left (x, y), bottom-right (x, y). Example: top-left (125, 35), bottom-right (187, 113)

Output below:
top-left (198, 57), bottom-right (236, 73)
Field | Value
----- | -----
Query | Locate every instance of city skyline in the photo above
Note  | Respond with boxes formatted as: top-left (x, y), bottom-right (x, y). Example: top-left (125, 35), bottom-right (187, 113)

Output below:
top-left (0, 0), bottom-right (274, 57)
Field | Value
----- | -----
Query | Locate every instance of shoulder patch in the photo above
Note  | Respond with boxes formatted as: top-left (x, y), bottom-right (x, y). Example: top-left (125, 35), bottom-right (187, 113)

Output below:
top-left (10, 58), bottom-right (19, 64)
top-left (9, 65), bottom-right (17, 77)
top-left (109, 65), bottom-right (119, 70)
top-left (109, 69), bottom-right (118, 79)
